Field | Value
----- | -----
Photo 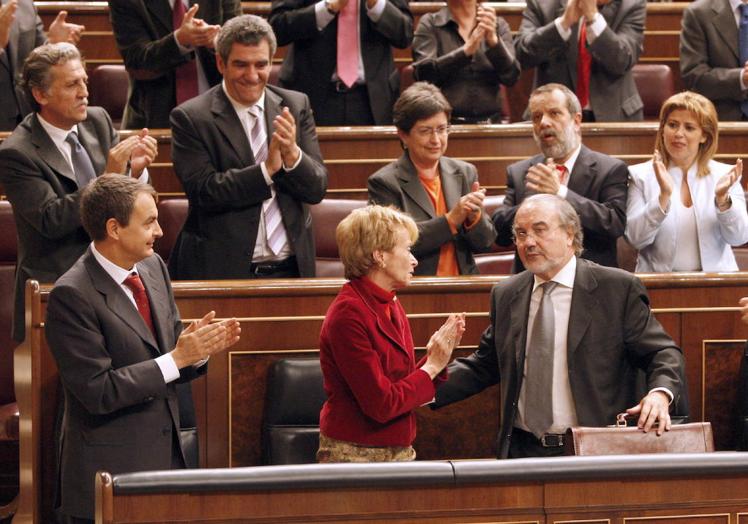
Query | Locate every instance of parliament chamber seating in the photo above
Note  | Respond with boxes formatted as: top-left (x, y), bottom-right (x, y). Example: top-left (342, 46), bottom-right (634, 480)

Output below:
top-left (632, 63), bottom-right (676, 120)
top-left (475, 194), bottom-right (514, 274)
top-left (154, 198), bottom-right (188, 263)
top-left (88, 65), bottom-right (129, 129)
top-left (261, 358), bottom-right (326, 465)
top-left (310, 198), bottom-right (366, 277)
top-left (0, 201), bottom-right (18, 519)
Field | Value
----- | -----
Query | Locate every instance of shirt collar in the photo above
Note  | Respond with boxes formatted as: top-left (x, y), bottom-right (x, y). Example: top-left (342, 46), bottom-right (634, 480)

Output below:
top-left (730, 0), bottom-right (747, 14)
top-left (90, 242), bottom-right (138, 285)
top-left (532, 255), bottom-right (577, 292)
top-left (560, 144), bottom-right (582, 175)
top-left (37, 113), bottom-right (78, 151)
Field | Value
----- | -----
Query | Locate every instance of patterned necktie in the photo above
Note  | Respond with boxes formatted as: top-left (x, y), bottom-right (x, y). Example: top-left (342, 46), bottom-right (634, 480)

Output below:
top-left (123, 273), bottom-right (155, 337)
top-left (65, 131), bottom-right (97, 188)
top-left (336, 0), bottom-right (359, 88)
top-left (739, 4), bottom-right (748, 117)
top-left (525, 281), bottom-right (558, 438)
top-left (173, 0), bottom-right (199, 105)
top-left (576, 22), bottom-right (592, 109)
top-left (248, 106), bottom-right (286, 255)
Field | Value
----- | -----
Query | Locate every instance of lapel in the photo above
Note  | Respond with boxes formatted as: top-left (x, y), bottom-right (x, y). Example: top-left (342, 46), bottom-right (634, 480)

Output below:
top-left (350, 280), bottom-right (409, 356)
top-left (567, 145), bottom-right (596, 197)
top-left (77, 120), bottom-right (106, 175)
top-left (567, 258), bottom-right (596, 362)
top-left (29, 114), bottom-right (77, 185)
top-left (84, 250), bottom-right (161, 354)
top-left (138, 260), bottom-right (171, 353)
top-left (264, 88), bottom-right (282, 143)
top-left (396, 153), bottom-right (436, 218)
top-left (439, 157), bottom-right (465, 212)
top-left (712, 0), bottom-right (740, 63)
top-left (210, 86), bottom-right (255, 166)
top-left (509, 272), bottom-right (534, 382)
top-left (146, 0), bottom-right (175, 34)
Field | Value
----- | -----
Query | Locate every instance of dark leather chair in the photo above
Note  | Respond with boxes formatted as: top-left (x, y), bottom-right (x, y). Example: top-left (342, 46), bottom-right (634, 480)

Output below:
top-left (310, 199), bottom-right (366, 277)
top-left (155, 198), bottom-right (188, 264)
top-left (0, 201), bottom-right (19, 516)
top-left (88, 65), bottom-right (129, 128)
top-left (262, 358), bottom-right (326, 465)
top-left (632, 64), bottom-right (675, 120)
top-left (475, 194), bottom-right (514, 274)
top-left (269, 63), bottom-right (282, 86)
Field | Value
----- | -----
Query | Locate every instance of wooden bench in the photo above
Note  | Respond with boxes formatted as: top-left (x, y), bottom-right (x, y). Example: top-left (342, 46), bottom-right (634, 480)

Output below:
top-left (14, 273), bottom-right (748, 522)
top-left (95, 453), bottom-right (748, 523)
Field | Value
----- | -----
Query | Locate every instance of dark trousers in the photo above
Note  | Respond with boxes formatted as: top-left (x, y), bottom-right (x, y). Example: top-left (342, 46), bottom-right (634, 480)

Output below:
top-left (314, 83), bottom-right (375, 126)
top-left (249, 256), bottom-right (300, 279)
top-left (508, 427), bottom-right (566, 458)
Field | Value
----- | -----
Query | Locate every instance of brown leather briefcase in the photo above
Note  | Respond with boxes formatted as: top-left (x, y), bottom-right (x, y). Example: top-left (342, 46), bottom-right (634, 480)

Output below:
top-left (564, 413), bottom-right (715, 456)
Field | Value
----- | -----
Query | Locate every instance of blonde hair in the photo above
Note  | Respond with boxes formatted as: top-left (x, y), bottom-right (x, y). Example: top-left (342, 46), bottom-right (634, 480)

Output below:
top-left (336, 205), bottom-right (418, 280)
top-left (655, 91), bottom-right (718, 178)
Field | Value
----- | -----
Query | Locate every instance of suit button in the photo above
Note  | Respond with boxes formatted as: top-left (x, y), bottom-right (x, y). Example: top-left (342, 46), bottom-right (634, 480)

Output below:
top-left (143, 396), bottom-right (154, 402)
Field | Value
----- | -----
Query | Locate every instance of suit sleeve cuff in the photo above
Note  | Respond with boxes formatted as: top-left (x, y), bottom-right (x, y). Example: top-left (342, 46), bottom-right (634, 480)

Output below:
top-left (156, 353), bottom-right (180, 384)
top-left (315, 1), bottom-right (336, 30)
top-left (648, 387), bottom-right (674, 405)
top-left (464, 210), bottom-right (482, 230)
top-left (586, 12), bottom-right (606, 41)
top-left (557, 185), bottom-right (569, 199)
top-left (367, 0), bottom-right (386, 22)
top-left (283, 148), bottom-right (304, 171)
top-left (554, 17), bottom-right (572, 41)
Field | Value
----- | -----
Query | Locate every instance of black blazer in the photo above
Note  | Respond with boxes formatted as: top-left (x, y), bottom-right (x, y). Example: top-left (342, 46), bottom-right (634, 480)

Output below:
top-left (433, 258), bottom-right (686, 458)
top-left (269, 0), bottom-right (413, 124)
top-left (0, 108), bottom-right (117, 342)
top-left (368, 153), bottom-right (496, 275)
top-left (491, 144), bottom-right (628, 271)
top-left (168, 84), bottom-right (328, 279)
top-left (45, 250), bottom-right (203, 519)
top-left (109, 0), bottom-right (241, 129)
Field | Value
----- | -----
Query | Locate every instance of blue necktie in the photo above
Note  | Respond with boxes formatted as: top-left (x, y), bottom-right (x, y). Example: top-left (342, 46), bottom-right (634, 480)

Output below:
top-left (65, 131), bottom-right (97, 188)
top-left (739, 4), bottom-right (748, 117)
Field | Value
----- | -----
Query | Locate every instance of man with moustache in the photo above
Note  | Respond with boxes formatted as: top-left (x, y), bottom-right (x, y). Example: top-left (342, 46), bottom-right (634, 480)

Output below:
top-left (435, 194), bottom-right (685, 458)
top-left (491, 83), bottom-right (628, 272)
top-left (515, 0), bottom-right (645, 122)
top-left (0, 43), bottom-right (157, 343)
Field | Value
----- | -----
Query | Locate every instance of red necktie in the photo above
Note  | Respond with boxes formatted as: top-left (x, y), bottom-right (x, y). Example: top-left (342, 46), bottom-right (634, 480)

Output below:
top-left (336, 0), bottom-right (359, 88)
top-left (576, 22), bottom-right (591, 109)
top-left (173, 0), bottom-right (199, 105)
top-left (123, 273), bottom-right (156, 337)
top-left (556, 165), bottom-right (569, 185)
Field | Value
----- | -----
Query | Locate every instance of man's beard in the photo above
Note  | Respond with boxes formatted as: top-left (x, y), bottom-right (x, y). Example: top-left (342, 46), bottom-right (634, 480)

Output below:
top-left (534, 124), bottom-right (580, 160)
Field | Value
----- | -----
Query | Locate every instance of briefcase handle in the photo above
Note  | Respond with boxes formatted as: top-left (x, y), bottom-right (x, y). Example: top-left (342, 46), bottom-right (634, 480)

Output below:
top-left (614, 413), bottom-right (628, 427)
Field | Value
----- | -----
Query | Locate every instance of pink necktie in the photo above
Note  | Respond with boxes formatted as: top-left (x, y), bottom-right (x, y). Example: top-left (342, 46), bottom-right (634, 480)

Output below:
top-left (336, 0), bottom-right (359, 88)
top-left (173, 0), bottom-right (199, 105)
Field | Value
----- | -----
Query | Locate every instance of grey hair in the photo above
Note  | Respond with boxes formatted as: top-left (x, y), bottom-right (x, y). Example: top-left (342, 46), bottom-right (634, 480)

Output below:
top-left (513, 194), bottom-right (584, 256)
top-left (216, 15), bottom-right (277, 63)
top-left (529, 82), bottom-right (582, 117)
top-left (21, 43), bottom-right (82, 112)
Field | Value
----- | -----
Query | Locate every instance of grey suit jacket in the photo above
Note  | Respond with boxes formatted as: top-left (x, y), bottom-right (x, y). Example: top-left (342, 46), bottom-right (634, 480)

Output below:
top-left (45, 249), bottom-right (200, 519)
top-left (109, 0), bottom-right (240, 129)
top-left (168, 84), bottom-right (328, 279)
top-left (269, 0), bottom-right (412, 125)
top-left (0, 107), bottom-right (117, 342)
top-left (680, 0), bottom-right (745, 121)
top-left (433, 258), bottom-right (686, 458)
top-left (515, 0), bottom-right (645, 121)
top-left (368, 153), bottom-right (496, 275)
top-left (0, 0), bottom-right (46, 130)
top-left (491, 144), bottom-right (628, 271)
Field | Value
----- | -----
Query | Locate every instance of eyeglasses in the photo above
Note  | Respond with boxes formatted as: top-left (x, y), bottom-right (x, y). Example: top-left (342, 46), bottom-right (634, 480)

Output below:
top-left (512, 224), bottom-right (564, 244)
top-left (413, 125), bottom-right (450, 138)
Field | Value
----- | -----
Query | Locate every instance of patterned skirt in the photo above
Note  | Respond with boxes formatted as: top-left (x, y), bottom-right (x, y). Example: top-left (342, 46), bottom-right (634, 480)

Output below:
top-left (316, 433), bottom-right (416, 463)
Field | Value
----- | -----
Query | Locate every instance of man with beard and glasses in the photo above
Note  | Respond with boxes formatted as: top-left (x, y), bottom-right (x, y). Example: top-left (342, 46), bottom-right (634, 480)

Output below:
top-left (491, 83), bottom-right (628, 272)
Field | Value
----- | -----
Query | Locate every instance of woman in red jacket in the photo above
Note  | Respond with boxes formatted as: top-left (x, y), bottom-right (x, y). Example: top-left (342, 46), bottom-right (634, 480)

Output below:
top-left (317, 205), bottom-right (465, 462)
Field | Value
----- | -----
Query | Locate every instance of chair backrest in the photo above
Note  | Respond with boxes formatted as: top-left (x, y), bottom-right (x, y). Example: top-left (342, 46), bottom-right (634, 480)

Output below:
top-left (310, 199), bottom-right (366, 277)
top-left (269, 63), bottom-right (282, 86)
top-left (262, 358), bottom-right (326, 465)
top-left (632, 64), bottom-right (675, 120)
top-left (155, 198), bottom-right (189, 263)
top-left (88, 65), bottom-right (129, 128)
top-left (0, 201), bottom-right (18, 406)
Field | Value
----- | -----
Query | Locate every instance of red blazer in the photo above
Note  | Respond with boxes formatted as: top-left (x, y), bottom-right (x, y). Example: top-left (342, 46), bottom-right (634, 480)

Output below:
top-left (319, 277), bottom-right (442, 447)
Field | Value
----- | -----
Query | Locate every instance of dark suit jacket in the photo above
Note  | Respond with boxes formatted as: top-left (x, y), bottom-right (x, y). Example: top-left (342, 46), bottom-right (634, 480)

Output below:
top-left (515, 0), bottom-right (645, 121)
top-left (168, 84), bottom-right (328, 279)
top-left (680, 0), bottom-right (745, 121)
top-left (269, 0), bottom-right (413, 125)
top-left (491, 145), bottom-right (628, 271)
top-left (0, 0), bottom-right (46, 130)
top-left (0, 107), bottom-right (117, 342)
top-left (433, 258), bottom-right (685, 459)
top-left (108, 0), bottom-right (240, 129)
top-left (367, 153), bottom-right (496, 275)
top-left (45, 249), bottom-right (202, 518)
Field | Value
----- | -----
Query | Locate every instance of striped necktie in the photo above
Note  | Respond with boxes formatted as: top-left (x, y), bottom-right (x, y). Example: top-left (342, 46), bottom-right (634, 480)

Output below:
top-left (248, 106), bottom-right (286, 255)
